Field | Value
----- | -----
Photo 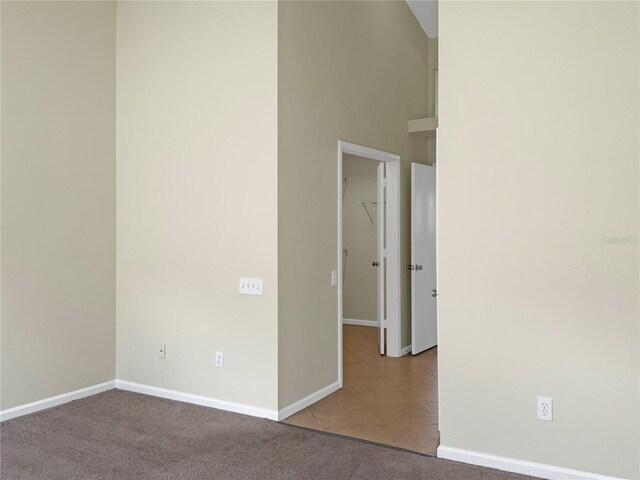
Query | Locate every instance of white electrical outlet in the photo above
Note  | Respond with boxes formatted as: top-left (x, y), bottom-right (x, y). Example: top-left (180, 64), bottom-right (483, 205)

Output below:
top-left (239, 278), bottom-right (263, 296)
top-left (158, 344), bottom-right (166, 359)
top-left (537, 396), bottom-right (553, 421)
top-left (215, 351), bottom-right (224, 368)
top-left (331, 270), bottom-right (337, 287)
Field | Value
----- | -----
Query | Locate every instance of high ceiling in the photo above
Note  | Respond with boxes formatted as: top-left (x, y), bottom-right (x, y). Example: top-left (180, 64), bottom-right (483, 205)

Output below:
top-left (406, 1), bottom-right (438, 38)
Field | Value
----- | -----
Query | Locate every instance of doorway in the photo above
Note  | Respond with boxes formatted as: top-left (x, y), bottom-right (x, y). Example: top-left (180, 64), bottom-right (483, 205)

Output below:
top-left (341, 154), bottom-right (382, 337)
top-left (284, 328), bottom-right (439, 452)
top-left (337, 141), bottom-right (401, 378)
top-left (282, 142), bottom-right (439, 454)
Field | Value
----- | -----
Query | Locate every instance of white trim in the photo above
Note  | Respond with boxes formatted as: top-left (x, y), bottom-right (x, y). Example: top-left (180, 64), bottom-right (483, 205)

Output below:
top-left (0, 380), bottom-right (115, 422)
top-left (115, 380), bottom-right (278, 421)
top-left (342, 318), bottom-right (378, 327)
top-left (338, 144), bottom-right (344, 388)
top-left (277, 381), bottom-right (341, 421)
top-left (385, 155), bottom-right (401, 357)
top-left (408, 116), bottom-right (438, 133)
top-left (437, 446), bottom-right (626, 480)
top-left (435, 129), bottom-right (440, 405)
top-left (338, 141), bottom-right (400, 164)
top-left (400, 344), bottom-right (412, 356)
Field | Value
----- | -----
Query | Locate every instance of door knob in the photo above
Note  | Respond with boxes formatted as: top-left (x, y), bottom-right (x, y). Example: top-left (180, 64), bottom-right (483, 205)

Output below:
top-left (415, 265), bottom-right (423, 271)
top-left (431, 289), bottom-right (438, 297)
top-left (372, 261), bottom-right (379, 267)
top-left (408, 264), bottom-right (414, 270)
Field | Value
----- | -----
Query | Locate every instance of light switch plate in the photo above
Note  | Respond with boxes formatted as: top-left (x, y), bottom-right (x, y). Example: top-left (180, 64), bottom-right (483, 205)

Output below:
top-left (239, 277), bottom-right (263, 296)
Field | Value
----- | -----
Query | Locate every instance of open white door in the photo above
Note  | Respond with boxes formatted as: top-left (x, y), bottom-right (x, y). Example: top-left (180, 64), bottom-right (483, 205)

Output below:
top-left (411, 163), bottom-right (437, 354)
top-left (377, 162), bottom-right (386, 355)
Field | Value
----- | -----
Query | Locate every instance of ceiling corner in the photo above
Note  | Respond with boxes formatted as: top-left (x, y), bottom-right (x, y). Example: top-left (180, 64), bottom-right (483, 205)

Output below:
top-left (406, 0), bottom-right (438, 39)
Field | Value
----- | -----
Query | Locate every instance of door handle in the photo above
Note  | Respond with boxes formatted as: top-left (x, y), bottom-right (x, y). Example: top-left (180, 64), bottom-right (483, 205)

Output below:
top-left (372, 261), bottom-right (379, 267)
top-left (431, 289), bottom-right (438, 297)
top-left (415, 265), bottom-right (423, 271)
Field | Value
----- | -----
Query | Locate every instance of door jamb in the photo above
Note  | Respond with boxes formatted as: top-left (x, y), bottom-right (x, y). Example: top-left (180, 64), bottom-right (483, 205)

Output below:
top-left (337, 141), bottom-right (402, 389)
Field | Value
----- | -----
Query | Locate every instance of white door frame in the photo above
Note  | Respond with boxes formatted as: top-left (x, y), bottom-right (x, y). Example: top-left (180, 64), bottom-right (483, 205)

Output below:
top-left (435, 130), bottom-right (441, 403)
top-left (337, 141), bottom-right (401, 388)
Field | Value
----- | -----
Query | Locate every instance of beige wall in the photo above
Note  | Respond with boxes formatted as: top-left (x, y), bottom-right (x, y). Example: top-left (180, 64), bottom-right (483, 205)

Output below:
top-left (1, 1), bottom-right (116, 410)
top-left (342, 154), bottom-right (379, 322)
top-left (278, 0), bottom-right (430, 408)
top-left (438, 2), bottom-right (639, 478)
top-left (116, 1), bottom-right (279, 410)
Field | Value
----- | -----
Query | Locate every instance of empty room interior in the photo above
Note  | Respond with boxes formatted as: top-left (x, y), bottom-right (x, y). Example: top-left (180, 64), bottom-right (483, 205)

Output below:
top-left (1, 1), bottom-right (639, 480)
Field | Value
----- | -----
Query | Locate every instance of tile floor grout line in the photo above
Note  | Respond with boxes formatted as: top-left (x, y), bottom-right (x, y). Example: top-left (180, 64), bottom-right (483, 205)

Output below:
top-left (345, 340), bottom-right (437, 380)
top-left (342, 328), bottom-right (439, 452)
top-left (343, 341), bottom-right (416, 449)
top-left (348, 365), bottom-right (438, 452)
top-left (297, 326), bottom-right (440, 454)
top-left (307, 407), bottom-right (326, 432)
top-left (345, 380), bottom-right (411, 450)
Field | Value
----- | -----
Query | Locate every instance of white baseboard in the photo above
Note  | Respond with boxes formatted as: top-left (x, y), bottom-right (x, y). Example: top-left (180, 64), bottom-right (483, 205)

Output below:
top-left (437, 446), bottom-right (625, 480)
top-left (277, 381), bottom-right (341, 421)
top-left (0, 380), bottom-right (116, 422)
top-left (115, 379), bottom-right (278, 421)
top-left (342, 318), bottom-right (378, 327)
top-left (400, 344), bottom-right (412, 356)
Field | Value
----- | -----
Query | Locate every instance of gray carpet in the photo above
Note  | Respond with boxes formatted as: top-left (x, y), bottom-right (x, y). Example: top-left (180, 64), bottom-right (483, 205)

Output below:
top-left (1, 389), bottom-right (536, 480)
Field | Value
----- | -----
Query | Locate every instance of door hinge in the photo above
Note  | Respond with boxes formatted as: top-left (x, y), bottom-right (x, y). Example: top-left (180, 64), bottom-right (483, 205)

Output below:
top-left (380, 318), bottom-right (387, 329)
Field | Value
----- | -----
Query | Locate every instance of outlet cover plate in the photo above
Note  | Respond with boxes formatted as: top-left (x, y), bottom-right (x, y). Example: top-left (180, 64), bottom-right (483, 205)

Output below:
top-left (537, 396), bottom-right (553, 421)
top-left (215, 351), bottom-right (224, 368)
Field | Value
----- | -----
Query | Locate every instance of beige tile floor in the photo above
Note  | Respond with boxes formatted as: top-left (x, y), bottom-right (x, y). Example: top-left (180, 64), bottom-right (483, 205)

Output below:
top-left (283, 324), bottom-right (439, 454)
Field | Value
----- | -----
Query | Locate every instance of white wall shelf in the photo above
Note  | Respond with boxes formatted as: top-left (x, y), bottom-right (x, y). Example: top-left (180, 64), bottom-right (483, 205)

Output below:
top-left (408, 117), bottom-right (438, 133)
